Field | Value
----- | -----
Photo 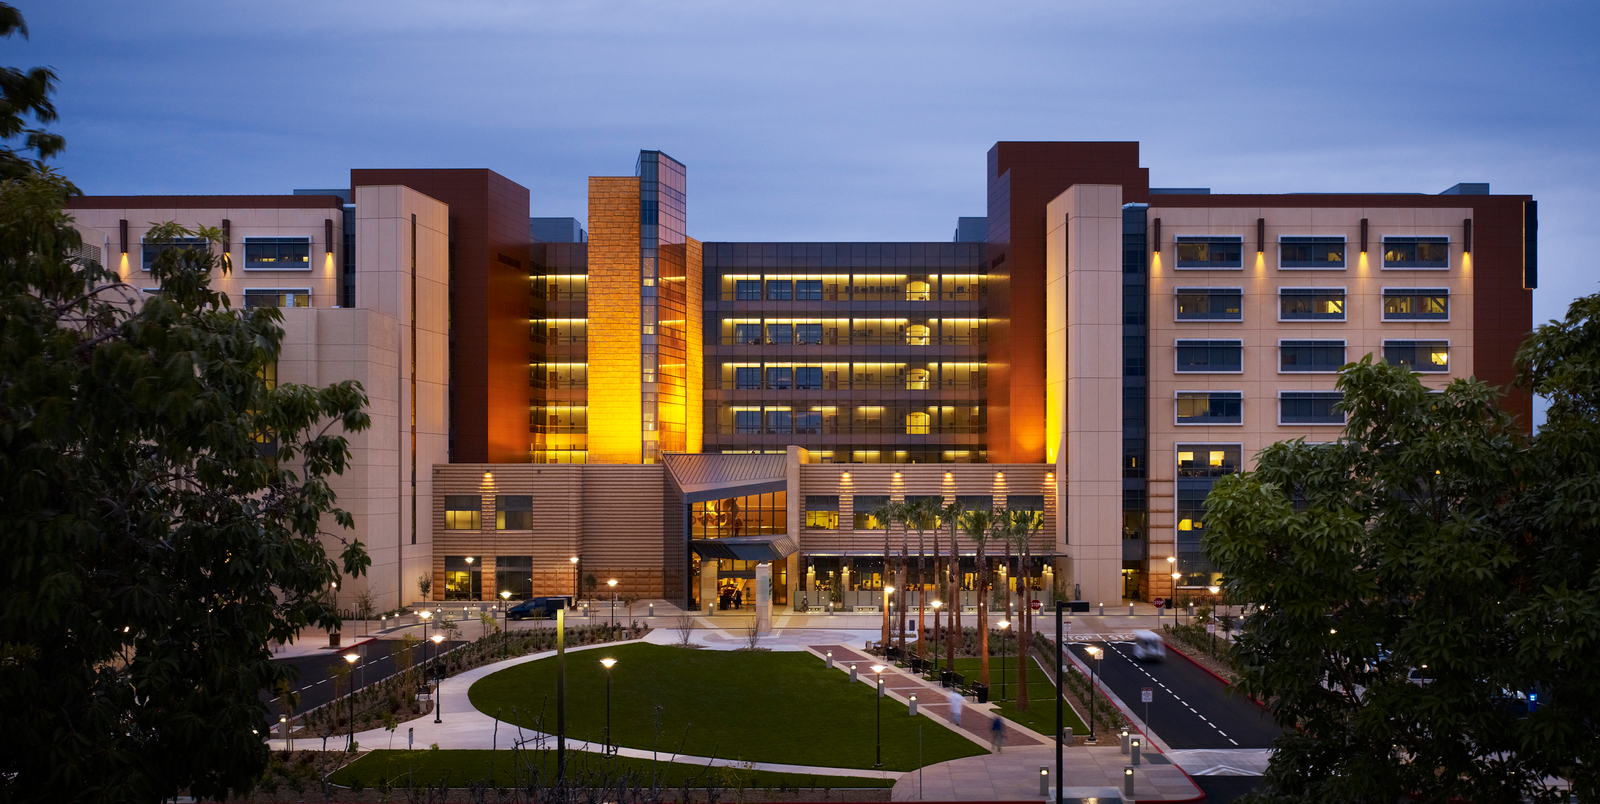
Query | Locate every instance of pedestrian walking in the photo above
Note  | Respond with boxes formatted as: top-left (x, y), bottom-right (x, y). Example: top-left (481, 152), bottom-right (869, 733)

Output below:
top-left (734, 588), bottom-right (743, 609)
top-left (990, 714), bottom-right (1004, 753)
top-left (947, 689), bottom-right (963, 726)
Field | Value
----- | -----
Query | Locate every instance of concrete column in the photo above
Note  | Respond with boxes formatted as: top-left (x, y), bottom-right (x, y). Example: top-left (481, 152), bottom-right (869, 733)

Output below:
top-left (755, 562), bottom-right (773, 633)
top-left (700, 559), bottom-right (718, 615)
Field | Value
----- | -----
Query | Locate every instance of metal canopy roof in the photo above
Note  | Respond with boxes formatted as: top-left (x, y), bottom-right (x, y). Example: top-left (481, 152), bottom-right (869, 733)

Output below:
top-left (689, 535), bottom-right (799, 562)
top-left (663, 452), bottom-right (788, 504)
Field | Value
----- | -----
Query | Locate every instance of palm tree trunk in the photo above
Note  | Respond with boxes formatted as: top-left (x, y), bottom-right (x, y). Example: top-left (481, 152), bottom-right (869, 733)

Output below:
top-left (1017, 540), bottom-right (1031, 712)
top-left (977, 542), bottom-right (990, 687)
top-left (882, 529), bottom-right (891, 652)
top-left (931, 527), bottom-right (941, 664)
top-left (917, 531), bottom-right (927, 662)
top-left (899, 537), bottom-right (909, 658)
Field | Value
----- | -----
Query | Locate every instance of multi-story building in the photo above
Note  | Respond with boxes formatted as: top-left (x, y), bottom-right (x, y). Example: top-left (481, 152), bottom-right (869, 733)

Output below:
top-left (63, 142), bottom-right (1537, 619)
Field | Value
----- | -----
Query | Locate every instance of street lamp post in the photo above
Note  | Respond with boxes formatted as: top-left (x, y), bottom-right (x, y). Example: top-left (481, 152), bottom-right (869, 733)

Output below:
top-left (600, 658), bottom-right (617, 756)
top-left (430, 633), bottom-right (445, 723)
top-left (1084, 645), bottom-right (1102, 743)
top-left (570, 556), bottom-right (580, 601)
top-left (342, 652), bottom-right (359, 752)
top-left (930, 600), bottom-right (943, 676)
top-left (501, 589), bottom-right (512, 617)
top-left (883, 586), bottom-right (895, 658)
top-left (871, 664), bottom-right (887, 768)
top-left (607, 579), bottom-right (618, 629)
top-left (998, 619), bottom-right (1011, 702)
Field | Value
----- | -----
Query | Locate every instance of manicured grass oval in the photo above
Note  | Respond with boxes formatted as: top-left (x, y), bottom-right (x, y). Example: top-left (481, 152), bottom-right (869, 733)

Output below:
top-left (469, 643), bottom-right (984, 771)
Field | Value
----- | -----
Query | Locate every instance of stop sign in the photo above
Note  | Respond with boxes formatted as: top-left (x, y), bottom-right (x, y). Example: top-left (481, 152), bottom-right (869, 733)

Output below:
top-left (1153, 597), bottom-right (1166, 609)
top-left (1029, 599), bottom-right (1041, 611)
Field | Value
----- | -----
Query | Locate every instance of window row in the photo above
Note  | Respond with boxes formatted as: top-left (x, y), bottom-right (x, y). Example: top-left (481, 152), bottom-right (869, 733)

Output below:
top-left (141, 236), bottom-right (316, 272)
top-left (716, 362), bottom-right (985, 391)
top-left (1174, 339), bottom-right (1449, 374)
top-left (1175, 287), bottom-right (1449, 322)
top-left (720, 318), bottom-right (985, 346)
top-left (720, 274), bottom-right (986, 302)
top-left (1173, 236), bottom-right (1450, 270)
top-left (1174, 391), bottom-right (1345, 426)
top-left (442, 495), bottom-right (533, 531)
top-left (803, 494), bottom-right (1045, 530)
top-left (716, 404), bottom-right (983, 435)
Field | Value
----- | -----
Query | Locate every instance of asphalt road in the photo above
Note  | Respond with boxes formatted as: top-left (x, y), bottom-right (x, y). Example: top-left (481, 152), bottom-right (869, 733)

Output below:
top-left (263, 636), bottom-right (464, 721)
top-left (1067, 640), bottom-right (1281, 750)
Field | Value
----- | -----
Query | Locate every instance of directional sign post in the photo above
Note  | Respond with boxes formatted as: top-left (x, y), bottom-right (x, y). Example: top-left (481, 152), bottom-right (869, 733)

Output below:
top-left (1153, 597), bottom-right (1165, 619)
top-left (1141, 687), bottom-right (1152, 733)
top-left (1206, 621), bottom-right (1217, 656)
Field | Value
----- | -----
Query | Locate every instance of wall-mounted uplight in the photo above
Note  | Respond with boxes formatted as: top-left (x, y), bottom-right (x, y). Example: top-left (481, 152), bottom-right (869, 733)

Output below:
top-left (119, 219), bottom-right (128, 254)
top-left (325, 219), bottom-right (335, 255)
top-left (1152, 218), bottom-right (1161, 254)
top-left (1359, 218), bottom-right (1368, 254)
top-left (1256, 218), bottom-right (1266, 254)
top-left (1463, 218), bottom-right (1473, 254)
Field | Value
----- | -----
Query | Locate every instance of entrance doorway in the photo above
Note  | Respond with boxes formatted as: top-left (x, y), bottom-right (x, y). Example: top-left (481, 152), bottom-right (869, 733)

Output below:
top-left (1121, 568), bottom-right (1143, 601)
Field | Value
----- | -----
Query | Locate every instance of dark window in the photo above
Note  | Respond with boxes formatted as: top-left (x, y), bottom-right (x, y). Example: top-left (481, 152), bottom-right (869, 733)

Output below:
top-left (495, 555), bottom-right (533, 600)
top-left (734, 323), bottom-right (763, 344)
top-left (1384, 340), bottom-right (1449, 372)
top-left (1175, 288), bottom-right (1243, 320)
top-left (735, 280), bottom-right (762, 300)
top-left (1383, 289), bottom-right (1449, 320)
top-left (766, 367), bottom-right (793, 389)
top-left (1175, 392), bottom-right (1242, 424)
top-left (853, 495), bottom-right (891, 529)
top-left (1175, 236), bottom-right (1243, 268)
top-left (796, 367), bottom-right (822, 389)
top-left (796, 280), bottom-right (823, 300)
top-left (141, 237), bottom-right (208, 272)
top-left (1280, 237), bottom-right (1346, 269)
top-left (796, 323), bottom-right (823, 344)
top-left (795, 410), bottom-right (821, 434)
top-left (1280, 392), bottom-right (1345, 424)
top-left (766, 280), bottom-right (793, 300)
top-left (1279, 288), bottom-right (1346, 320)
top-left (496, 495), bottom-right (532, 530)
top-left (955, 494), bottom-right (992, 513)
top-left (243, 237), bottom-right (311, 270)
top-left (735, 367), bottom-right (761, 389)
top-left (1175, 340), bottom-right (1243, 373)
top-left (1005, 495), bottom-right (1045, 513)
top-left (806, 495), bottom-right (839, 529)
top-left (444, 495), bottom-right (480, 530)
top-left (734, 410), bottom-right (762, 434)
top-left (1280, 340), bottom-right (1346, 372)
top-left (243, 289), bottom-right (312, 308)
top-left (766, 409), bottom-right (792, 433)
top-left (766, 323), bottom-right (793, 344)
top-left (1176, 444), bottom-right (1242, 477)
top-left (1383, 237), bottom-right (1450, 268)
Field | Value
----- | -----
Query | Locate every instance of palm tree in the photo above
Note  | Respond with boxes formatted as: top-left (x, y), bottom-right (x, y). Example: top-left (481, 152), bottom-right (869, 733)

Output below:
top-left (1007, 508), bottom-right (1045, 711)
top-left (903, 498), bottom-right (942, 663)
top-left (869, 499), bottom-right (907, 653)
top-left (936, 500), bottom-right (963, 669)
top-left (958, 508), bottom-right (997, 688)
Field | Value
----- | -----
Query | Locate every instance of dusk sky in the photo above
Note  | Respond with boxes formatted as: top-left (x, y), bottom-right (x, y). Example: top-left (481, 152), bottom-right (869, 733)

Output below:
top-left (17, 0), bottom-right (1598, 336)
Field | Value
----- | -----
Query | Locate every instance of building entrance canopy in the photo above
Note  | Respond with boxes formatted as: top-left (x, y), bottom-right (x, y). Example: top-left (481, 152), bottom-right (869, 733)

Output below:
top-left (690, 535), bottom-right (798, 562)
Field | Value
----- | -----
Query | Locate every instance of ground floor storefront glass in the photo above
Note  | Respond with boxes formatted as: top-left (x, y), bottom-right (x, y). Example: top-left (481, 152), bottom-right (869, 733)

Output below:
top-left (444, 555), bottom-right (482, 600)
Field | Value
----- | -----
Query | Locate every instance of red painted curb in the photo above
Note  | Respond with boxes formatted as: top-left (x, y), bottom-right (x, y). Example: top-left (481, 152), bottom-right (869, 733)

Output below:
top-left (1165, 640), bottom-right (1266, 710)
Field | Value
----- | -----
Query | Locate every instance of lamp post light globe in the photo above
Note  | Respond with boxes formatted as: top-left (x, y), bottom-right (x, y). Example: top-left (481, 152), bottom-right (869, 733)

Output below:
top-left (1084, 645), bottom-right (1103, 742)
top-left (429, 633), bottom-right (446, 723)
top-left (870, 664), bottom-right (887, 768)
top-left (342, 652), bottom-right (359, 752)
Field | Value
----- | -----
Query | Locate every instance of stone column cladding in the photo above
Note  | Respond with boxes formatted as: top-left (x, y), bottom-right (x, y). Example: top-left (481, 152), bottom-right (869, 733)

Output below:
top-left (587, 177), bottom-right (644, 464)
top-left (1047, 185), bottom-right (1125, 608)
top-left (349, 186), bottom-right (451, 610)
top-left (754, 562), bottom-right (773, 632)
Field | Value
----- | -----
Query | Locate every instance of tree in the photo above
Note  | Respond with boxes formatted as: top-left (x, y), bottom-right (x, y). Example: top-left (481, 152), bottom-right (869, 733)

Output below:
top-left (1204, 331), bottom-right (1600, 803)
top-left (1003, 507), bottom-right (1043, 711)
top-left (0, 4), bottom-right (64, 181)
top-left (0, 13), bottom-right (373, 797)
top-left (902, 498), bottom-right (941, 659)
top-left (936, 499), bottom-right (964, 670)
top-left (869, 499), bottom-right (907, 651)
top-left (958, 508), bottom-right (997, 686)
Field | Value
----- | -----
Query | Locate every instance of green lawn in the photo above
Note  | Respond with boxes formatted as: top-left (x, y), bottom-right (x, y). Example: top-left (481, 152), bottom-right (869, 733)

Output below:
top-left (468, 643), bottom-right (984, 771)
top-left (331, 750), bottom-right (893, 790)
top-left (947, 657), bottom-right (1088, 735)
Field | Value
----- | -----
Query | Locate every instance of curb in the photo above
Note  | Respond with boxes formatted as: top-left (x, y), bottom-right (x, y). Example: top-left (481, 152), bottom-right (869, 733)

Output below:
top-left (1164, 641), bottom-right (1266, 710)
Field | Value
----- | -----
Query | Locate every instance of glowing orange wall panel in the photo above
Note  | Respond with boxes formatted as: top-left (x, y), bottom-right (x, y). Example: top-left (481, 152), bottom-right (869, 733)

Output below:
top-left (587, 177), bottom-right (644, 464)
top-left (685, 236), bottom-right (704, 453)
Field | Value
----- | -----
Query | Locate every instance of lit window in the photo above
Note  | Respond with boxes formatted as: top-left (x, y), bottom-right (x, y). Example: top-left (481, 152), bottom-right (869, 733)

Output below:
top-left (1175, 288), bottom-right (1243, 321)
top-left (1384, 340), bottom-right (1449, 373)
top-left (1279, 289), bottom-right (1346, 321)
top-left (1382, 237), bottom-right (1449, 269)
top-left (1383, 289), bottom-right (1449, 320)
top-left (496, 496), bottom-right (532, 530)
top-left (1175, 392), bottom-right (1242, 424)
top-left (242, 237), bottom-right (312, 271)
top-left (1175, 236), bottom-right (1244, 269)
top-left (444, 495), bottom-right (480, 530)
top-left (1279, 237), bottom-right (1346, 269)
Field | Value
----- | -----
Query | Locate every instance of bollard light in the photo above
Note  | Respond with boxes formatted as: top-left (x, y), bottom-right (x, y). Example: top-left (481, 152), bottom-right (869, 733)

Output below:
top-left (1099, 601), bottom-right (1104, 616)
top-left (1120, 728), bottom-right (1130, 754)
top-left (1124, 766), bottom-right (1135, 797)
top-left (909, 694), bottom-right (918, 717)
top-left (1039, 767), bottom-right (1049, 796)
top-left (1129, 602), bottom-right (1135, 616)
top-left (1131, 737), bottom-right (1142, 766)
top-left (850, 663), bottom-right (858, 683)
top-left (826, 650), bottom-right (834, 669)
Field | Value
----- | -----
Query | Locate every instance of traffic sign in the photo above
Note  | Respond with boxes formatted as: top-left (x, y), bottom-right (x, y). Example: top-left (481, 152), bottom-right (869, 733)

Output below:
top-left (1030, 599), bottom-right (1041, 611)
top-left (1153, 597), bottom-right (1165, 609)
top-left (1206, 622), bottom-right (1217, 634)
top-left (1141, 687), bottom-right (1153, 703)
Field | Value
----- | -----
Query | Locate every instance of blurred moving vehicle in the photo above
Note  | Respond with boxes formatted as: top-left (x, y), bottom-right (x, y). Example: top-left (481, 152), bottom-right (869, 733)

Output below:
top-left (1132, 629), bottom-right (1167, 661)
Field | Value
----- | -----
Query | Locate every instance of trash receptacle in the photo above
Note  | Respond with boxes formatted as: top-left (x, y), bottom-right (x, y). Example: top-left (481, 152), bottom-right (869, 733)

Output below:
top-left (973, 683), bottom-right (989, 704)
